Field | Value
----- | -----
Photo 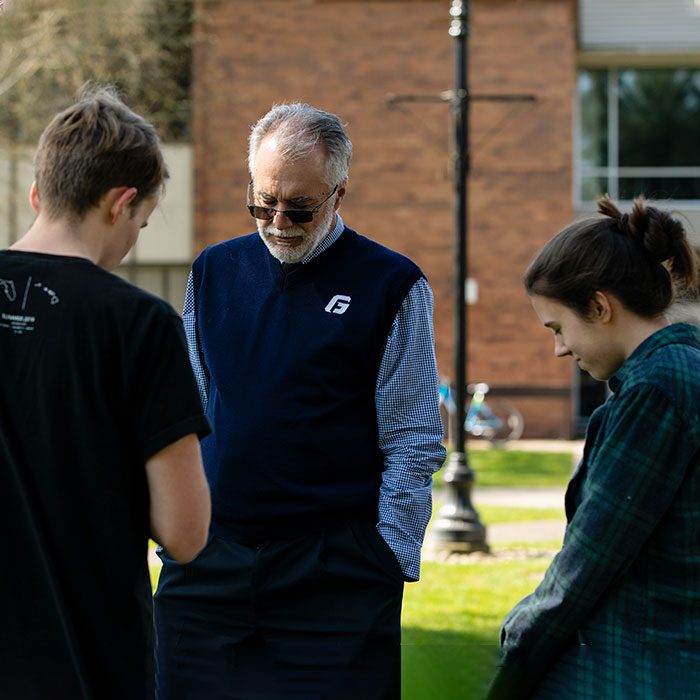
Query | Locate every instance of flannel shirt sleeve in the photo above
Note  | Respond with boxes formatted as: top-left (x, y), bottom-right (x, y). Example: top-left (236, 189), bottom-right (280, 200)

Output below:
top-left (182, 270), bottom-right (210, 411)
top-left (375, 278), bottom-right (446, 583)
top-left (487, 382), bottom-right (694, 700)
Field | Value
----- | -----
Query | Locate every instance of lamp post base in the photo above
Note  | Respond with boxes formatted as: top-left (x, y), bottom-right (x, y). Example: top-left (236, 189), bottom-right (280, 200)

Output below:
top-left (431, 450), bottom-right (489, 553)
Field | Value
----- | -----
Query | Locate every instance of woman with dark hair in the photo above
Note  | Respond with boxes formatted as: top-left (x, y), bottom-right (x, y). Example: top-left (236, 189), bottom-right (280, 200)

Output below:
top-left (487, 195), bottom-right (700, 700)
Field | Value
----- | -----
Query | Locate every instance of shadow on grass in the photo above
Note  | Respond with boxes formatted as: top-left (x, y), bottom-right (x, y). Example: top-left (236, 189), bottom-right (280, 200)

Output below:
top-left (402, 627), bottom-right (498, 700)
top-left (400, 559), bottom-right (552, 699)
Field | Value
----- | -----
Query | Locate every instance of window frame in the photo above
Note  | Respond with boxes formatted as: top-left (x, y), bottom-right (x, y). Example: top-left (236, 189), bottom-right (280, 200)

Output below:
top-left (575, 61), bottom-right (700, 211)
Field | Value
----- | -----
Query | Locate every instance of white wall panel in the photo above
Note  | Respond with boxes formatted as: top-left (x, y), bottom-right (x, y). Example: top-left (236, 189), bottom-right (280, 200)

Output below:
top-left (0, 146), bottom-right (36, 247)
top-left (0, 143), bottom-right (193, 264)
top-left (580, 0), bottom-right (700, 51)
top-left (132, 144), bottom-right (193, 264)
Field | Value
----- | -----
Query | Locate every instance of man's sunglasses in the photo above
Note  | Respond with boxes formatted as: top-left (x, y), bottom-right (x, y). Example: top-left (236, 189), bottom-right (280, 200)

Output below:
top-left (246, 180), bottom-right (338, 224)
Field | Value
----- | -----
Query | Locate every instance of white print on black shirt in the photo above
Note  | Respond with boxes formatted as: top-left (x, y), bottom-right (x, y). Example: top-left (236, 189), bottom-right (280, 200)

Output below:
top-left (0, 278), bottom-right (16, 301)
top-left (0, 275), bottom-right (60, 334)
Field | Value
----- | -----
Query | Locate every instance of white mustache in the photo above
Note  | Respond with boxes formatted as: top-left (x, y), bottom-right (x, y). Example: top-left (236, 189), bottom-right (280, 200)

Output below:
top-left (263, 226), bottom-right (304, 238)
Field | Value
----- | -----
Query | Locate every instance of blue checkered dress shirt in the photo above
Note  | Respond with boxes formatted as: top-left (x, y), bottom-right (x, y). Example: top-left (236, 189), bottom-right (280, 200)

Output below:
top-left (183, 214), bottom-right (446, 582)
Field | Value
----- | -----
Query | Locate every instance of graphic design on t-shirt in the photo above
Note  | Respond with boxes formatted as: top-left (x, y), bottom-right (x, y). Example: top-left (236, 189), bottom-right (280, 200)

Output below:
top-left (0, 275), bottom-right (60, 334)
top-left (1, 278), bottom-right (17, 301)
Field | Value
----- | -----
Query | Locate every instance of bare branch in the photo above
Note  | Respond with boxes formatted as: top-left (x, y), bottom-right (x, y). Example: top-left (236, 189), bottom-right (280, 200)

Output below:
top-left (0, 0), bottom-right (194, 142)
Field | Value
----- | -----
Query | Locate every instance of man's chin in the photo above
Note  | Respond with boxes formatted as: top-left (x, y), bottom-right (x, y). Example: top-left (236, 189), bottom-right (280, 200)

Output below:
top-left (274, 251), bottom-right (304, 263)
top-left (265, 239), bottom-right (308, 264)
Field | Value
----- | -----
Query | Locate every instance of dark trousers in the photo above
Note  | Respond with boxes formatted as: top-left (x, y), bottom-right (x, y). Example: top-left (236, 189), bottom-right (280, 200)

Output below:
top-left (154, 519), bottom-right (405, 700)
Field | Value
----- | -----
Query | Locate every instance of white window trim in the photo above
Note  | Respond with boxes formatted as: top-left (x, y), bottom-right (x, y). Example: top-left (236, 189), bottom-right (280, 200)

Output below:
top-left (575, 66), bottom-right (700, 210)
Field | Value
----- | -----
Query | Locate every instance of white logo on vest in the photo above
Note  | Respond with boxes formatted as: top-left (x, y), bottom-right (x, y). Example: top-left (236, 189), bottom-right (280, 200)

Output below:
top-left (324, 295), bottom-right (351, 315)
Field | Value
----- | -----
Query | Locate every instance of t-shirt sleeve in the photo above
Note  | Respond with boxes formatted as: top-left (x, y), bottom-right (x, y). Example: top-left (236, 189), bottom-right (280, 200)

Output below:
top-left (127, 303), bottom-right (211, 463)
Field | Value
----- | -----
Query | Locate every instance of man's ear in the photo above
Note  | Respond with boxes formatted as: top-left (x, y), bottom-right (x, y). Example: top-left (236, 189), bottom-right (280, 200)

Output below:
top-left (333, 178), bottom-right (347, 211)
top-left (29, 181), bottom-right (40, 213)
top-left (109, 187), bottom-right (138, 224)
top-left (590, 290), bottom-right (614, 323)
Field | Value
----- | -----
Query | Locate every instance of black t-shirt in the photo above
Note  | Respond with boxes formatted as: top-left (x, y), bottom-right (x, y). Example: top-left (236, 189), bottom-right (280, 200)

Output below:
top-left (0, 251), bottom-right (210, 699)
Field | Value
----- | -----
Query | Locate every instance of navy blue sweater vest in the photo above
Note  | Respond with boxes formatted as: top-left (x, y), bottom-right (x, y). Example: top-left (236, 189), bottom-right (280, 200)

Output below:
top-left (192, 227), bottom-right (424, 540)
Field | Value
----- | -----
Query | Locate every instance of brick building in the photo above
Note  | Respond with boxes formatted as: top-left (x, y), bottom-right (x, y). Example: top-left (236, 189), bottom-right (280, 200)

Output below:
top-left (191, 0), bottom-right (700, 438)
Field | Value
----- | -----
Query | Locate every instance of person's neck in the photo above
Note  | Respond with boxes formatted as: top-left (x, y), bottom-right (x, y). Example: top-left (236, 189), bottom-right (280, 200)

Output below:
top-left (620, 313), bottom-right (670, 360)
top-left (10, 214), bottom-right (95, 263)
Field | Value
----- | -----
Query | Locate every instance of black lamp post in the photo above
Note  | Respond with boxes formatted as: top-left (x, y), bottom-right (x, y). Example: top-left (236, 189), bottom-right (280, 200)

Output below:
top-left (385, 0), bottom-right (534, 552)
top-left (431, 0), bottom-right (488, 553)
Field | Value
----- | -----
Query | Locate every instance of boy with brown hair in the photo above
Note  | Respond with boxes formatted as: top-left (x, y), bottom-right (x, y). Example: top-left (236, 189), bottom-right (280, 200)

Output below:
top-left (0, 86), bottom-right (211, 699)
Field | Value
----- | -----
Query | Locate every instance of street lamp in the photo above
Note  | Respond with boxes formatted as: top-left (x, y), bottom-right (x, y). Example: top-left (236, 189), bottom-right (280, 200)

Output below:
top-left (384, 0), bottom-right (534, 551)
top-left (431, 0), bottom-right (488, 553)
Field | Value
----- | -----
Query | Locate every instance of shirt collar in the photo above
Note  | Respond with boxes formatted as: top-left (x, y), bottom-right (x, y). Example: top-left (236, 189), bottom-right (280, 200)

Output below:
top-left (298, 213), bottom-right (345, 265)
top-left (609, 322), bottom-right (700, 391)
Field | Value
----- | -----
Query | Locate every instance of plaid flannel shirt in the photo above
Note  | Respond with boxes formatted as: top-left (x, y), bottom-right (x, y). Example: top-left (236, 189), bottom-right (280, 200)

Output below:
top-left (487, 323), bottom-right (700, 700)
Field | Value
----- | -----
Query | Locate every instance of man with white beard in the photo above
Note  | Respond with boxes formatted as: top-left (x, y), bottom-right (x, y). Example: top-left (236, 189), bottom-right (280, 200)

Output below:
top-left (154, 103), bottom-right (446, 700)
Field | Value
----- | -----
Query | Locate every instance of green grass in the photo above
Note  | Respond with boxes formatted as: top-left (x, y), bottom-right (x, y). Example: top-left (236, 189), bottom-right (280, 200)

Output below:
top-left (402, 558), bottom-right (552, 700)
top-left (146, 557), bottom-right (552, 700)
top-left (477, 504), bottom-right (564, 524)
top-left (147, 449), bottom-right (568, 698)
top-left (410, 450), bottom-right (567, 697)
top-left (147, 544), bottom-right (559, 700)
top-left (148, 541), bottom-right (162, 591)
top-left (434, 449), bottom-right (574, 488)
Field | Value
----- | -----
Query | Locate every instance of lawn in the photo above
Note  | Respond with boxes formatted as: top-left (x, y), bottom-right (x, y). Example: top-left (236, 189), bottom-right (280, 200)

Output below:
top-left (149, 448), bottom-right (568, 699)
top-left (477, 504), bottom-right (564, 523)
top-left (402, 557), bottom-right (552, 700)
top-left (148, 546), bottom-right (556, 700)
top-left (434, 448), bottom-right (574, 488)
top-left (402, 447), bottom-right (567, 698)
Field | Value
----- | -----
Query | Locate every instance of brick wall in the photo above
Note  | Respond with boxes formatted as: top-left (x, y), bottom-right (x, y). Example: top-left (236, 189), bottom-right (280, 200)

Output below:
top-left (193, 0), bottom-right (578, 437)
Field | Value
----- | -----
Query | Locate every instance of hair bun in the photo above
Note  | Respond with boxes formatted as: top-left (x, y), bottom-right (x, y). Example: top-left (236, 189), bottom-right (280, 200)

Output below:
top-left (666, 216), bottom-right (687, 242)
top-left (599, 194), bottom-right (674, 262)
top-left (630, 198), bottom-right (677, 263)
top-left (596, 194), bottom-right (698, 288)
top-left (618, 212), bottom-right (631, 235)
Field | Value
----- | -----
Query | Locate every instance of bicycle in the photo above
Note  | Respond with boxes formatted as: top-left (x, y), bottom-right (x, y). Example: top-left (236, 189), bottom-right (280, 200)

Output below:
top-left (438, 380), bottom-right (524, 444)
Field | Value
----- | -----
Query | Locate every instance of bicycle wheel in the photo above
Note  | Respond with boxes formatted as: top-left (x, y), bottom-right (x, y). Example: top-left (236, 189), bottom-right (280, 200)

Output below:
top-left (481, 398), bottom-right (524, 443)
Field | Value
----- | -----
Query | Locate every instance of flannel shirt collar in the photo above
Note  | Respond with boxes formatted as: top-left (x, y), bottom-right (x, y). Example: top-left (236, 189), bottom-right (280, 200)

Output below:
top-left (609, 322), bottom-right (700, 393)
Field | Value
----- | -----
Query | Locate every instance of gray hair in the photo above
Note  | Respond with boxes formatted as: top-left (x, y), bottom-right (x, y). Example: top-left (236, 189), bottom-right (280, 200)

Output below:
top-left (248, 103), bottom-right (352, 187)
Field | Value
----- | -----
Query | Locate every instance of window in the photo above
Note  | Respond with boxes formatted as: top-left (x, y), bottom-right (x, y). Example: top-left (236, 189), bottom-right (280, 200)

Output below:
top-left (577, 67), bottom-right (700, 206)
top-left (573, 367), bottom-right (608, 438)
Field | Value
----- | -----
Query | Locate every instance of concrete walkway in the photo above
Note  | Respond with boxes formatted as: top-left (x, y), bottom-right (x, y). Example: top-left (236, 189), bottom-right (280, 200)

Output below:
top-left (423, 439), bottom-right (583, 560)
top-left (424, 485), bottom-right (567, 560)
top-left (472, 485), bottom-right (567, 544)
top-left (474, 485), bottom-right (566, 509)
